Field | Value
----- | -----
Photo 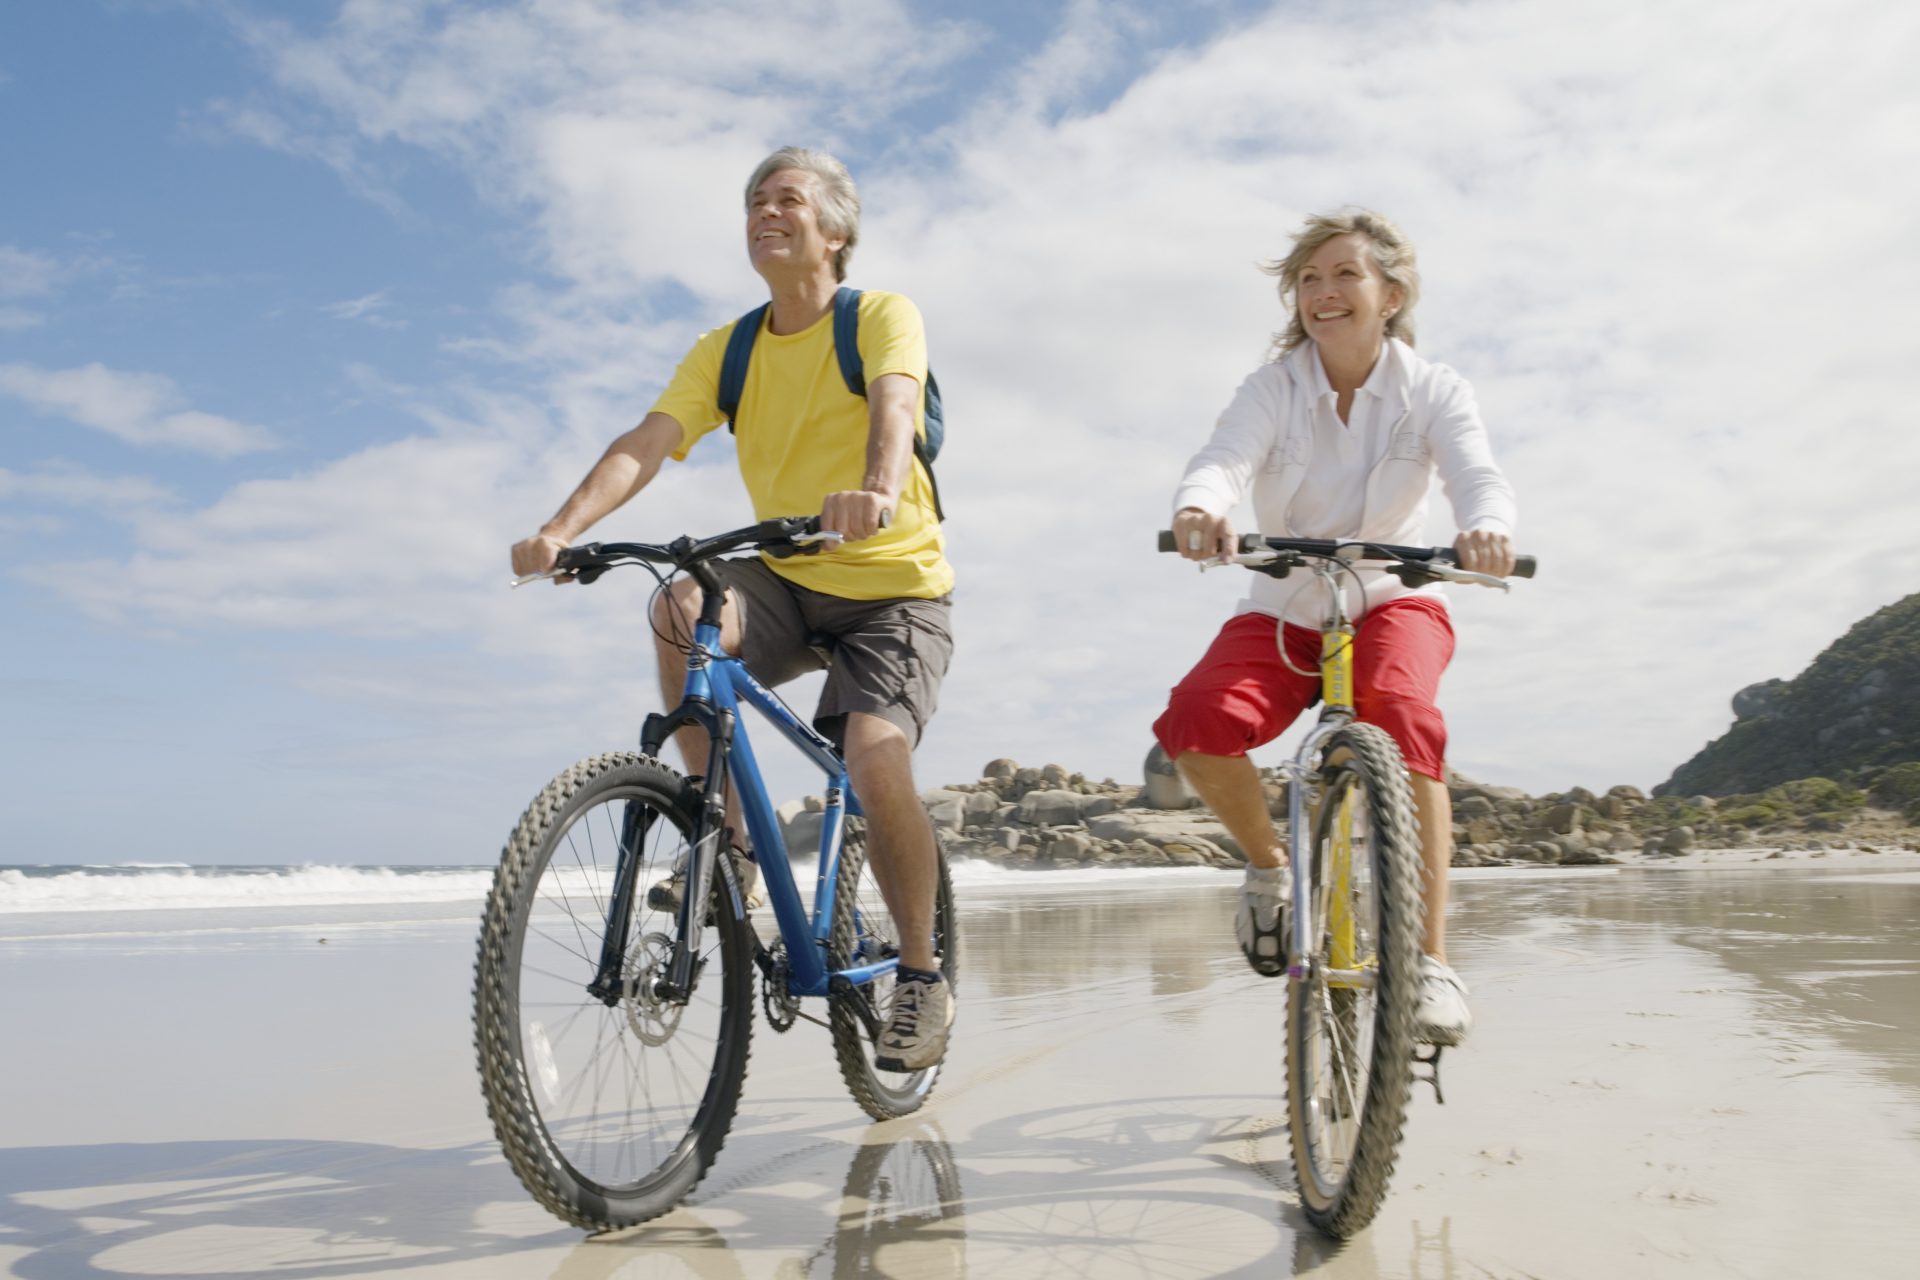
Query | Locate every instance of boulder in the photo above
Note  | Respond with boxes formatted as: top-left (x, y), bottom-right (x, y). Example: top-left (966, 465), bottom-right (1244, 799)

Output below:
top-left (1660, 826), bottom-right (1697, 854)
top-left (961, 791), bottom-right (1002, 826)
top-left (781, 808), bottom-right (826, 857)
top-left (1142, 743), bottom-right (1199, 809)
top-left (1040, 763), bottom-right (1071, 788)
top-left (921, 789), bottom-right (969, 832)
top-left (1544, 803), bottom-right (1586, 836)
top-left (982, 758), bottom-right (1019, 782)
top-left (1017, 788), bottom-right (1087, 826)
top-left (1045, 831), bottom-right (1095, 863)
top-left (1455, 794), bottom-right (1496, 819)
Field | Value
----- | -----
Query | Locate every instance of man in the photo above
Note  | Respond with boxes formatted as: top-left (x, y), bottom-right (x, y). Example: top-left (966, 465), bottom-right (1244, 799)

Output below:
top-left (510, 147), bottom-right (956, 1071)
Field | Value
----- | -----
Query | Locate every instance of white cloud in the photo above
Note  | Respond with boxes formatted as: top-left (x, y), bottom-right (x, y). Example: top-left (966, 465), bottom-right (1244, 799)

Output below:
top-left (0, 245), bottom-right (62, 298)
top-left (0, 362), bottom-right (277, 456)
top-left (34, 0), bottom-right (1920, 800)
top-left (324, 289), bottom-right (406, 328)
top-left (0, 463), bottom-right (179, 513)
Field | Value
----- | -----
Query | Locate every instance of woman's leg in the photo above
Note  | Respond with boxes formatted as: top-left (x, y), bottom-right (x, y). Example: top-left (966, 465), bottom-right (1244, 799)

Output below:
top-left (1409, 770), bottom-right (1452, 962)
top-left (1176, 752), bottom-right (1285, 868)
top-left (1349, 597), bottom-right (1457, 959)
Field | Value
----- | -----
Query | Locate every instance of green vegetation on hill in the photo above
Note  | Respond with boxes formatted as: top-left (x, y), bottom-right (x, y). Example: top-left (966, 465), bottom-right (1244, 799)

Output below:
top-left (1660, 592), bottom-right (1920, 797)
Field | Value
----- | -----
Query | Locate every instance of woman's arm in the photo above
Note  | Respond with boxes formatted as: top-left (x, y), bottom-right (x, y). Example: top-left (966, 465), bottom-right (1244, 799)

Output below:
top-left (1429, 372), bottom-right (1518, 575)
top-left (1169, 368), bottom-right (1284, 559)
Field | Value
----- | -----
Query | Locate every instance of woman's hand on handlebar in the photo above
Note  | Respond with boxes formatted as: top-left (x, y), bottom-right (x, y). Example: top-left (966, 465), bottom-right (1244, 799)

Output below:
top-left (1172, 507), bottom-right (1237, 562)
top-left (1454, 527), bottom-right (1515, 577)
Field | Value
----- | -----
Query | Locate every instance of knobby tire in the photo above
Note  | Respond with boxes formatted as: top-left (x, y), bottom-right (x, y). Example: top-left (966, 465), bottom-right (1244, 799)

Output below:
top-left (1285, 722), bottom-right (1423, 1238)
top-left (473, 752), bottom-right (753, 1230)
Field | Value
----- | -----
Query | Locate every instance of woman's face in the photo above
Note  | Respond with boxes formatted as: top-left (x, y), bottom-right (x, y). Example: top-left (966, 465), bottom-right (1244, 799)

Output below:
top-left (1295, 232), bottom-right (1403, 349)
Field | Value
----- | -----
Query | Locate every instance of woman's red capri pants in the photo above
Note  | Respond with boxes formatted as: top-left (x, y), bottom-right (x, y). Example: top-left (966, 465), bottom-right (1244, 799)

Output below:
top-left (1152, 595), bottom-right (1455, 779)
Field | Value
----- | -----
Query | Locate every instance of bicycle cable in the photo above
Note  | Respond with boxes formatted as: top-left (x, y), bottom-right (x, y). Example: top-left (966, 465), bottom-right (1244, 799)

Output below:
top-left (1271, 555), bottom-right (1372, 680)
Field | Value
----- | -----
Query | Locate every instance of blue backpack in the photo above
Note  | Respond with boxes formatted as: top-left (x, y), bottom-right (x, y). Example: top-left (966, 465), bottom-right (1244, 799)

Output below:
top-left (716, 286), bottom-right (945, 519)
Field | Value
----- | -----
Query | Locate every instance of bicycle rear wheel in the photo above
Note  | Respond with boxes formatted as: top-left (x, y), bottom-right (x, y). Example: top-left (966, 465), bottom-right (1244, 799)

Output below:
top-left (473, 752), bottom-right (753, 1230)
top-left (1285, 722), bottom-right (1422, 1238)
top-left (829, 820), bottom-right (960, 1120)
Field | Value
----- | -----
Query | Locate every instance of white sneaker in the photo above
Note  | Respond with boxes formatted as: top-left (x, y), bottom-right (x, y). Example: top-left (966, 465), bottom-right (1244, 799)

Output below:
top-left (873, 972), bottom-right (954, 1072)
top-left (646, 844), bottom-right (762, 913)
top-left (1235, 864), bottom-right (1291, 976)
top-left (1415, 955), bottom-right (1472, 1046)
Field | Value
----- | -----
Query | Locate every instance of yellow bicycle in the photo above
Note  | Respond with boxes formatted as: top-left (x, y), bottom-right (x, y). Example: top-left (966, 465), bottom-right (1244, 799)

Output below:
top-left (1161, 532), bottom-right (1535, 1237)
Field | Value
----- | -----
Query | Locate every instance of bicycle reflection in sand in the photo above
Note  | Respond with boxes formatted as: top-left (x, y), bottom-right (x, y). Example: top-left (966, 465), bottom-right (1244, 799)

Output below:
top-left (544, 1119), bottom-right (963, 1280)
top-left (545, 1099), bottom-right (1475, 1279)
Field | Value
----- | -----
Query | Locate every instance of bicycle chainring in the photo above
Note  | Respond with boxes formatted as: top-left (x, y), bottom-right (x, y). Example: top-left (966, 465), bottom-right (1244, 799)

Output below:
top-left (762, 944), bottom-right (800, 1032)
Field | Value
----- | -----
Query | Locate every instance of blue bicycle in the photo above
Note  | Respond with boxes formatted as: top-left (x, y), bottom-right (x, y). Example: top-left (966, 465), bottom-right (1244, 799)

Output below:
top-left (473, 518), bottom-right (960, 1230)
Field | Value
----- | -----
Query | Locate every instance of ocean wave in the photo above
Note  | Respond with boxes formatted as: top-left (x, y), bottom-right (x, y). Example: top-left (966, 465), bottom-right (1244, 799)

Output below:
top-left (0, 856), bottom-right (1231, 917)
top-left (0, 865), bottom-right (497, 914)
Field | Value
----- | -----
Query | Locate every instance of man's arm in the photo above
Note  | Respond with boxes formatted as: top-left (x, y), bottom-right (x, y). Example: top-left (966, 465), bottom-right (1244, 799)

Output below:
top-left (820, 372), bottom-right (918, 541)
top-left (510, 413), bottom-right (685, 576)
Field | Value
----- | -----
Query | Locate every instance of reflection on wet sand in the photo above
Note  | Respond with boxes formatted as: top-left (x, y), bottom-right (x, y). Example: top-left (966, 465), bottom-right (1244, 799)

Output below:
top-left (6, 865), bottom-right (1920, 1277)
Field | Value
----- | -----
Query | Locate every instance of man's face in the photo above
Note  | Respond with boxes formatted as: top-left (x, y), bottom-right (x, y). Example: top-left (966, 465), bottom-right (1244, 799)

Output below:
top-left (746, 168), bottom-right (843, 279)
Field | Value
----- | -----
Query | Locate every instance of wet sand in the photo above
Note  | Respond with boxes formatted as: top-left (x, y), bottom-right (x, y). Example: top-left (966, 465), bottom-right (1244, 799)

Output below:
top-left (4, 860), bottom-right (1920, 1278)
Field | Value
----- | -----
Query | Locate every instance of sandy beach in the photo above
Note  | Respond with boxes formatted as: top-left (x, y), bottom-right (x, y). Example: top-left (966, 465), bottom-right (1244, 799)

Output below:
top-left (4, 857), bottom-right (1919, 1278)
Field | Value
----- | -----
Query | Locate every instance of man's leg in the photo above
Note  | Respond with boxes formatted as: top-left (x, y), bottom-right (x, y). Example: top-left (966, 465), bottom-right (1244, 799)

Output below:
top-left (842, 711), bottom-right (939, 972)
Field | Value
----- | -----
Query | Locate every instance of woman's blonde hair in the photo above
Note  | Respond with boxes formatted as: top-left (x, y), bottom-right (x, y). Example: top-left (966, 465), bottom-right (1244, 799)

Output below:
top-left (1261, 207), bottom-right (1420, 360)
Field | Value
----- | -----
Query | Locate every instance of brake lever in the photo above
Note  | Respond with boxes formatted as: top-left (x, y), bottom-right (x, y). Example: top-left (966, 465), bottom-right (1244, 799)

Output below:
top-left (1199, 550), bottom-right (1280, 573)
top-left (1425, 563), bottom-right (1510, 592)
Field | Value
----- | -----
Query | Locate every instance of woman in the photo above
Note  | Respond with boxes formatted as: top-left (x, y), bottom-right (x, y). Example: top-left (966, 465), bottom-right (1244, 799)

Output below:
top-left (1154, 208), bottom-right (1516, 1047)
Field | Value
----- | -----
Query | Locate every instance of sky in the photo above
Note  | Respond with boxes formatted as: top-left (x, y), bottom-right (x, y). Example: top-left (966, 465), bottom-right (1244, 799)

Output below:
top-left (3, 0), bottom-right (1918, 866)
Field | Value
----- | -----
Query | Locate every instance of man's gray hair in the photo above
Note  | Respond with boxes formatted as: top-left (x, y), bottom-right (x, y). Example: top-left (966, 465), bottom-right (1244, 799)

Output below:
top-left (1260, 207), bottom-right (1421, 360)
top-left (744, 147), bottom-right (861, 282)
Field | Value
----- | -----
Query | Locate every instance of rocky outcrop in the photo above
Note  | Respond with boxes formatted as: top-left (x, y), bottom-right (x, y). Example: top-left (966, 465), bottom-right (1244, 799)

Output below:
top-left (774, 751), bottom-right (1920, 874)
top-left (1661, 591), bottom-right (1920, 796)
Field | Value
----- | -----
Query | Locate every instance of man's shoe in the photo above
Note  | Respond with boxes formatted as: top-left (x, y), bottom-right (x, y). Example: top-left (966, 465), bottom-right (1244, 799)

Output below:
top-left (873, 971), bottom-right (953, 1072)
top-left (646, 844), bottom-right (762, 913)
top-left (1415, 955), bottom-right (1472, 1046)
top-left (1235, 863), bottom-right (1291, 976)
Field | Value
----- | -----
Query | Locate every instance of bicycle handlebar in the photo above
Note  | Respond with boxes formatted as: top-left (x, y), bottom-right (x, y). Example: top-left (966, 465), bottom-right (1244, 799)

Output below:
top-left (530, 516), bottom-right (828, 586)
top-left (1156, 530), bottom-right (1538, 581)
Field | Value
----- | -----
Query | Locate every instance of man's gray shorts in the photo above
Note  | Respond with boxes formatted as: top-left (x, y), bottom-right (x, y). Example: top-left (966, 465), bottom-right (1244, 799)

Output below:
top-left (715, 557), bottom-right (954, 749)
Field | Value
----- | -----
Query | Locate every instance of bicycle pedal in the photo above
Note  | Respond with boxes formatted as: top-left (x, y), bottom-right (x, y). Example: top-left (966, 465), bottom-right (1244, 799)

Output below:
top-left (1414, 1044), bottom-right (1446, 1105)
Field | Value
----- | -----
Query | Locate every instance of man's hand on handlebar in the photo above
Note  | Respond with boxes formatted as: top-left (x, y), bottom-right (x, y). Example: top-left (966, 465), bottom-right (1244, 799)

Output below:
top-left (511, 532), bottom-right (573, 583)
top-left (1453, 528), bottom-right (1515, 578)
top-left (819, 490), bottom-right (893, 543)
top-left (1172, 507), bottom-right (1237, 562)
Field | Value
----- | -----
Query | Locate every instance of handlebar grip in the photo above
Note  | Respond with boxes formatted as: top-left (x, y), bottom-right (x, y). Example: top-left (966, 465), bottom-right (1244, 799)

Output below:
top-left (555, 543), bottom-right (602, 572)
top-left (1511, 555), bottom-right (1537, 579)
top-left (1157, 530), bottom-right (1177, 553)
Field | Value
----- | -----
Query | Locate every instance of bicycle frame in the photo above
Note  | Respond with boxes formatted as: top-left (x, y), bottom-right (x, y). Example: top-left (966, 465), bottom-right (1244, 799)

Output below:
top-left (1283, 565), bottom-right (1368, 984)
top-left (598, 606), bottom-right (895, 1005)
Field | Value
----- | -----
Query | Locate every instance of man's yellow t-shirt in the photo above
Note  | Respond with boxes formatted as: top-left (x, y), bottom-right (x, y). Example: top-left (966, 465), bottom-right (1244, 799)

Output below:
top-left (651, 290), bottom-right (952, 601)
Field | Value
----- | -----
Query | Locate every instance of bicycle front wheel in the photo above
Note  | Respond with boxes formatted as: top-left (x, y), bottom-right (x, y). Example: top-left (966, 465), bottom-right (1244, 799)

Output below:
top-left (473, 752), bottom-right (753, 1230)
top-left (829, 820), bottom-right (960, 1120)
top-left (1285, 722), bottom-right (1423, 1238)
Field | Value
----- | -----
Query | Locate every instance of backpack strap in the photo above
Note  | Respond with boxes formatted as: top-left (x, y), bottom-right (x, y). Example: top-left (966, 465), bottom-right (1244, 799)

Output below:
top-left (831, 286), bottom-right (866, 395)
top-left (718, 303), bottom-right (770, 430)
top-left (832, 287), bottom-right (945, 521)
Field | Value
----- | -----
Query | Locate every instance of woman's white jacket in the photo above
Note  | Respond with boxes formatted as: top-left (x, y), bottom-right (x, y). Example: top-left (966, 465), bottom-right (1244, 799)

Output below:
top-left (1172, 338), bottom-right (1517, 625)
